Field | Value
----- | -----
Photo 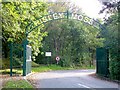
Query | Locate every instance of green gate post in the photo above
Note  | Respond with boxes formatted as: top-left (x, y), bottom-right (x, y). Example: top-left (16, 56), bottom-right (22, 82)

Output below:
top-left (10, 43), bottom-right (13, 76)
top-left (66, 10), bottom-right (70, 19)
top-left (23, 39), bottom-right (28, 76)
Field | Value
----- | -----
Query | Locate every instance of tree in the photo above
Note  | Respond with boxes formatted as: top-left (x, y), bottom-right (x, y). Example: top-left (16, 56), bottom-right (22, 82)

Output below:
top-left (102, 13), bottom-right (120, 80)
top-left (99, 0), bottom-right (120, 80)
top-left (1, 1), bottom-right (48, 59)
top-left (36, 19), bottom-right (104, 67)
top-left (34, 1), bottom-right (104, 67)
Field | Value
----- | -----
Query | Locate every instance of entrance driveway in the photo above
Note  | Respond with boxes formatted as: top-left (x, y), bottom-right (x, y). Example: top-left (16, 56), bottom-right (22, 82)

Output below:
top-left (27, 69), bottom-right (119, 89)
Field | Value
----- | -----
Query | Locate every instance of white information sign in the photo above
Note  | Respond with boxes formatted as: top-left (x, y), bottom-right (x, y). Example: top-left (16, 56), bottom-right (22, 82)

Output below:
top-left (26, 45), bottom-right (32, 61)
top-left (45, 52), bottom-right (51, 57)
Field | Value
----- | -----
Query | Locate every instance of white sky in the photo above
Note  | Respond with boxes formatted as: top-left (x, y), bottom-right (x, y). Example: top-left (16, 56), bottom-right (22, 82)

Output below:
top-left (48, 0), bottom-right (106, 19)
top-left (71, 0), bottom-right (105, 19)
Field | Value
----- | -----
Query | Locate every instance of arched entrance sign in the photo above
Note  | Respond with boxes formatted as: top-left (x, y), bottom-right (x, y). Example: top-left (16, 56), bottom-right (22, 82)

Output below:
top-left (22, 11), bottom-right (107, 76)
top-left (26, 11), bottom-right (106, 36)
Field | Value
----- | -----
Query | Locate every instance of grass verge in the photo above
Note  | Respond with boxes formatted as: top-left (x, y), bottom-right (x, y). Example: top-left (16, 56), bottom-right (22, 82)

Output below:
top-left (0, 69), bottom-right (22, 75)
top-left (32, 64), bottom-right (95, 73)
top-left (2, 79), bottom-right (35, 89)
top-left (0, 64), bottom-right (95, 74)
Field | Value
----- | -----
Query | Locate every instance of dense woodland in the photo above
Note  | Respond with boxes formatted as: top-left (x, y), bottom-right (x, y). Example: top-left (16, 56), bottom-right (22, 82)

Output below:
top-left (1, 0), bottom-right (120, 80)
top-left (35, 2), bottom-right (104, 67)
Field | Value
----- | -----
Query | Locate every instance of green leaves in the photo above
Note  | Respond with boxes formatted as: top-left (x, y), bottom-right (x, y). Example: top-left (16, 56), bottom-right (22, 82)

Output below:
top-left (103, 13), bottom-right (120, 80)
top-left (38, 19), bottom-right (103, 67)
top-left (2, 1), bottom-right (48, 59)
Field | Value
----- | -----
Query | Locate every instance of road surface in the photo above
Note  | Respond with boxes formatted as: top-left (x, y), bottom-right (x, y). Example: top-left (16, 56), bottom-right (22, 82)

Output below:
top-left (27, 69), bottom-right (119, 89)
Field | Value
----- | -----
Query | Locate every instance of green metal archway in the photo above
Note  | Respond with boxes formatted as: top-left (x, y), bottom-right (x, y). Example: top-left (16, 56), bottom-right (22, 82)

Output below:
top-left (10, 11), bottom-right (108, 76)
top-left (25, 11), bottom-right (107, 36)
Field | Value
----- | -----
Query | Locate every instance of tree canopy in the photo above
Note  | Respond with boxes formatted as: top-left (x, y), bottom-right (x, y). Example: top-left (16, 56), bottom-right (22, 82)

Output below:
top-left (34, 2), bottom-right (104, 67)
top-left (1, 1), bottom-right (48, 59)
top-left (99, 0), bottom-right (120, 80)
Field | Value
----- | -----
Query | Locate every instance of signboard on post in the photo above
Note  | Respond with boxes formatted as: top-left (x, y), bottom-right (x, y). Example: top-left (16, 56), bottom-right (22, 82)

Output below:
top-left (45, 52), bottom-right (51, 57)
top-left (56, 56), bottom-right (60, 64)
top-left (56, 56), bottom-right (60, 61)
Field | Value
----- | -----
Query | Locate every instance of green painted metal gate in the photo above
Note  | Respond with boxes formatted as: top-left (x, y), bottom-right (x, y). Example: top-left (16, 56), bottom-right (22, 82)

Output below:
top-left (9, 43), bottom-right (23, 76)
top-left (9, 42), bottom-right (32, 76)
top-left (96, 47), bottom-right (109, 77)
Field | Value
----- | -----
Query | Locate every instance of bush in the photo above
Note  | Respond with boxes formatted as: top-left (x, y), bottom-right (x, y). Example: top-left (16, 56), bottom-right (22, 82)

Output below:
top-left (32, 61), bottom-right (40, 67)
top-left (109, 49), bottom-right (120, 80)
top-left (109, 58), bottom-right (120, 80)
top-left (1, 58), bottom-right (10, 69)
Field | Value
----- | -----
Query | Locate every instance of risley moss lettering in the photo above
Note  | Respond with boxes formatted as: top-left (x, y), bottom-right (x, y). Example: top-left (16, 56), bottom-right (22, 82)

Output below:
top-left (27, 12), bottom-right (101, 34)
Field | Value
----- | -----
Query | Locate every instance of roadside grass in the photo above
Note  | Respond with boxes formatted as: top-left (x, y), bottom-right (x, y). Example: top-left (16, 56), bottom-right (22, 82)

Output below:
top-left (32, 64), bottom-right (67, 72)
top-left (0, 69), bottom-right (22, 75)
top-left (2, 79), bottom-right (35, 89)
top-left (0, 58), bottom-right (95, 74)
top-left (0, 63), bottom-right (95, 74)
top-left (32, 64), bottom-right (95, 73)
top-left (0, 61), bottom-right (39, 75)
top-left (0, 65), bottom-right (95, 74)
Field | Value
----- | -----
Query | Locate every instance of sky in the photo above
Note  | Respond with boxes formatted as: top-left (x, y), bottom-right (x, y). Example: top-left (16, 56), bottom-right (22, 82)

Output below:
top-left (48, 0), bottom-right (106, 19)
top-left (70, 0), bottom-right (105, 19)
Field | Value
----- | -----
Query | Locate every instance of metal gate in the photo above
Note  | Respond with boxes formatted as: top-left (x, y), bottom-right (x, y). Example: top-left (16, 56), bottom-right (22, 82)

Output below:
top-left (9, 43), bottom-right (23, 76)
top-left (96, 47), bottom-right (109, 77)
top-left (9, 42), bottom-right (32, 76)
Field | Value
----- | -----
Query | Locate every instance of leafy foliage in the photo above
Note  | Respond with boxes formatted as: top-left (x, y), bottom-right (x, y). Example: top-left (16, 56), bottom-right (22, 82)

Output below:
top-left (34, 1), bottom-right (104, 67)
top-left (99, 0), bottom-right (120, 80)
top-left (36, 20), bottom-right (104, 67)
top-left (1, 1), bottom-right (48, 59)
top-left (103, 13), bottom-right (120, 80)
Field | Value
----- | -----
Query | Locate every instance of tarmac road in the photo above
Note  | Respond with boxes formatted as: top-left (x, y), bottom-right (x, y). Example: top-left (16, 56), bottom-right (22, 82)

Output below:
top-left (27, 69), bottom-right (119, 89)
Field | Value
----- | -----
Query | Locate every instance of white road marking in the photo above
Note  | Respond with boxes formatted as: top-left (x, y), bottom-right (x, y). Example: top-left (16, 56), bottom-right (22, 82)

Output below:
top-left (78, 83), bottom-right (90, 88)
